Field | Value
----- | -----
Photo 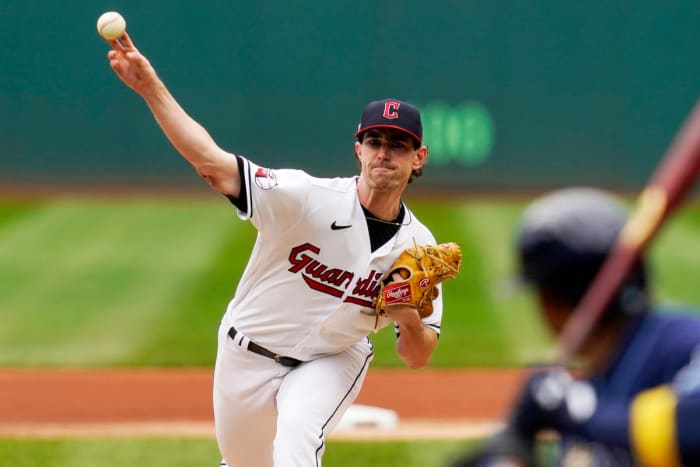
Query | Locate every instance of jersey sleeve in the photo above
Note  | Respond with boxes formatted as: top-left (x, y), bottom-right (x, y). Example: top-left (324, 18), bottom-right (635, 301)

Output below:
top-left (629, 385), bottom-right (683, 467)
top-left (232, 157), bottom-right (310, 234)
top-left (579, 345), bottom-right (700, 467)
top-left (629, 345), bottom-right (700, 467)
top-left (224, 155), bottom-right (248, 212)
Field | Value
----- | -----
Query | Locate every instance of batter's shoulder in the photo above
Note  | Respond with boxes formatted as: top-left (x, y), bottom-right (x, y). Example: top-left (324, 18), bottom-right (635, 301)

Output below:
top-left (652, 308), bottom-right (700, 335)
top-left (645, 310), bottom-right (700, 361)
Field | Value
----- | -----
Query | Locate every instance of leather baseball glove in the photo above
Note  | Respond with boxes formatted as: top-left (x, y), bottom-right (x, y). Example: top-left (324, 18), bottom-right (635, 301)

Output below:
top-left (374, 242), bottom-right (462, 318)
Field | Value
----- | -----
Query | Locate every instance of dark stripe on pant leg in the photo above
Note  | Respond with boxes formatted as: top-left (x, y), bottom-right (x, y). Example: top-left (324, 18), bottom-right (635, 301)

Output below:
top-left (314, 342), bottom-right (374, 467)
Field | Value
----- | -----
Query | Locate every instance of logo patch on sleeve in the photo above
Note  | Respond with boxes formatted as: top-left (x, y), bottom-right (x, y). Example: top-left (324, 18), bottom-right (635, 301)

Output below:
top-left (254, 167), bottom-right (278, 190)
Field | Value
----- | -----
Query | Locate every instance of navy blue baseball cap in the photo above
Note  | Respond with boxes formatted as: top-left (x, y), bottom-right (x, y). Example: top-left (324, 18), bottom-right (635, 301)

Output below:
top-left (354, 98), bottom-right (423, 144)
top-left (512, 187), bottom-right (648, 312)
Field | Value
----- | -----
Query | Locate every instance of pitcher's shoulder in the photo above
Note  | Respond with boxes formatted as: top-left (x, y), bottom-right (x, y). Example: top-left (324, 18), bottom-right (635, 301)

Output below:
top-left (308, 175), bottom-right (358, 193)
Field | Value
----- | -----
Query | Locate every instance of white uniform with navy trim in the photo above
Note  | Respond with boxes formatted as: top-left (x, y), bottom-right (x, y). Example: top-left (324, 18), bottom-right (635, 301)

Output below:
top-left (214, 156), bottom-right (442, 467)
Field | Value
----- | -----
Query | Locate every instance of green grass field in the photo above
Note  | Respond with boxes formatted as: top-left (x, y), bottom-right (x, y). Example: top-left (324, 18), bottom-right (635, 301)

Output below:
top-left (2, 193), bottom-right (699, 466)
top-left (1, 194), bottom-right (700, 368)
top-left (0, 438), bottom-right (479, 467)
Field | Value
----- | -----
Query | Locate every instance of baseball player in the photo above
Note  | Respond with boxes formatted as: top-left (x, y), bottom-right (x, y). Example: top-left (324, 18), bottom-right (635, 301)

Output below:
top-left (104, 33), bottom-right (449, 467)
top-left (451, 188), bottom-right (700, 467)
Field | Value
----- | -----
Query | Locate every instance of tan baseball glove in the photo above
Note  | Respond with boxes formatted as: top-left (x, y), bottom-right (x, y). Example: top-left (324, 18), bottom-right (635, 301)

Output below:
top-left (374, 242), bottom-right (462, 318)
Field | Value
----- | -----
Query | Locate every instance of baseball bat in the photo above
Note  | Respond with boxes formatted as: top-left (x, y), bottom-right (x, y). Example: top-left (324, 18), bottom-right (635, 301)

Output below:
top-left (556, 98), bottom-right (700, 365)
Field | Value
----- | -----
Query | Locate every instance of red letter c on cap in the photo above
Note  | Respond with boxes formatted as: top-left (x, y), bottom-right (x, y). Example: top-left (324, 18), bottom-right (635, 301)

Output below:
top-left (383, 101), bottom-right (400, 119)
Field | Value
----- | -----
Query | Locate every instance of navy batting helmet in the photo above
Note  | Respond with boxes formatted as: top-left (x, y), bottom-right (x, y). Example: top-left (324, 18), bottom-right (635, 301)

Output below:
top-left (515, 187), bottom-right (649, 316)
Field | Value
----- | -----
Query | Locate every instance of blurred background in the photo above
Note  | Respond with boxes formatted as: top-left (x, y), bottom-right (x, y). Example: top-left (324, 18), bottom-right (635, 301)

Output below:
top-left (3, 0), bottom-right (700, 366)
top-left (0, 0), bottom-right (700, 367)
top-left (4, 1), bottom-right (700, 190)
top-left (2, 2), bottom-right (700, 465)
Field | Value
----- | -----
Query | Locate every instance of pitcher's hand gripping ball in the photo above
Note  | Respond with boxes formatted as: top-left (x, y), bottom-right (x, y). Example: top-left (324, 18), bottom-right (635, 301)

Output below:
top-left (97, 11), bottom-right (126, 41)
top-left (374, 242), bottom-right (462, 318)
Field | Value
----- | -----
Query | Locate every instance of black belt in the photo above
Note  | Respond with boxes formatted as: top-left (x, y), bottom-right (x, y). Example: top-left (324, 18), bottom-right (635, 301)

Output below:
top-left (228, 326), bottom-right (303, 367)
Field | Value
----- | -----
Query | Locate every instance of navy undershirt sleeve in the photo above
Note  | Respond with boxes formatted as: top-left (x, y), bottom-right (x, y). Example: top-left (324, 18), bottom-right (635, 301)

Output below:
top-left (677, 391), bottom-right (700, 465)
top-left (225, 155), bottom-right (247, 212)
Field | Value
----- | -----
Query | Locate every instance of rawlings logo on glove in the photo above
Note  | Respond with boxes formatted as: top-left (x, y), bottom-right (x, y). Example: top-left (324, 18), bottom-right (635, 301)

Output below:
top-left (384, 284), bottom-right (412, 304)
top-left (374, 242), bottom-right (462, 318)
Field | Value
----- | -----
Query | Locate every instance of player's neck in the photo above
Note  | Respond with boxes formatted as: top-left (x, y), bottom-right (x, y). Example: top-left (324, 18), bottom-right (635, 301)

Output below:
top-left (356, 179), bottom-right (404, 221)
top-left (360, 195), bottom-right (402, 221)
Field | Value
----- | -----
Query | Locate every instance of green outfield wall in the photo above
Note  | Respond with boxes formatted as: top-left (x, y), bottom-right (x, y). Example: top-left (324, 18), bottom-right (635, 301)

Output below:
top-left (3, 1), bottom-right (700, 190)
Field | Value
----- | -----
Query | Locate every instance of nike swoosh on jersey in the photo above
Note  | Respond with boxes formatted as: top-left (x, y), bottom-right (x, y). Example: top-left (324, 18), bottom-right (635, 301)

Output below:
top-left (331, 221), bottom-right (352, 230)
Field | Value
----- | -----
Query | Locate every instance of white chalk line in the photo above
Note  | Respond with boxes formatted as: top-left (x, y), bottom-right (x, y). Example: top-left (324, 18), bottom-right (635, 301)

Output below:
top-left (0, 419), bottom-right (503, 441)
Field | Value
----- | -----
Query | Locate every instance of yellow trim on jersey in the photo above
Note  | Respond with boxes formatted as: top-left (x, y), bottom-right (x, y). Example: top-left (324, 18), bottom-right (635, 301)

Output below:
top-left (630, 386), bottom-right (682, 467)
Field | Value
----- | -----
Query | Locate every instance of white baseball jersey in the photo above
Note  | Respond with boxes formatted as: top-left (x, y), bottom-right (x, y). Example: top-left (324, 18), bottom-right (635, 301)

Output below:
top-left (223, 157), bottom-right (442, 361)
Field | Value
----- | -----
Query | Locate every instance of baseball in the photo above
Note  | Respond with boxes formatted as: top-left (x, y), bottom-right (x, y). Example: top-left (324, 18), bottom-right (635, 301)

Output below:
top-left (97, 11), bottom-right (126, 41)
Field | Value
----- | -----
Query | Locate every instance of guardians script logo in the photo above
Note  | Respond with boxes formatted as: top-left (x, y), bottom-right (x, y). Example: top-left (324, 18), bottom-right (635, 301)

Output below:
top-left (287, 243), bottom-right (382, 308)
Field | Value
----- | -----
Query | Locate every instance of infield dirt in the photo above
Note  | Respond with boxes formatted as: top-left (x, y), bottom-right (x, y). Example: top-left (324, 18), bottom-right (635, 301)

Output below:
top-left (0, 368), bottom-right (525, 439)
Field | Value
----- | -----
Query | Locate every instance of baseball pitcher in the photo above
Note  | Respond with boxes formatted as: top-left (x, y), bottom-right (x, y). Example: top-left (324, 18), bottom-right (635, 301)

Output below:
top-left (103, 31), bottom-right (461, 467)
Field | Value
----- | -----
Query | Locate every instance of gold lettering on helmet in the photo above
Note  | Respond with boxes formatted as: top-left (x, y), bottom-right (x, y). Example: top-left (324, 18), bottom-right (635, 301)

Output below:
top-left (620, 187), bottom-right (668, 249)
